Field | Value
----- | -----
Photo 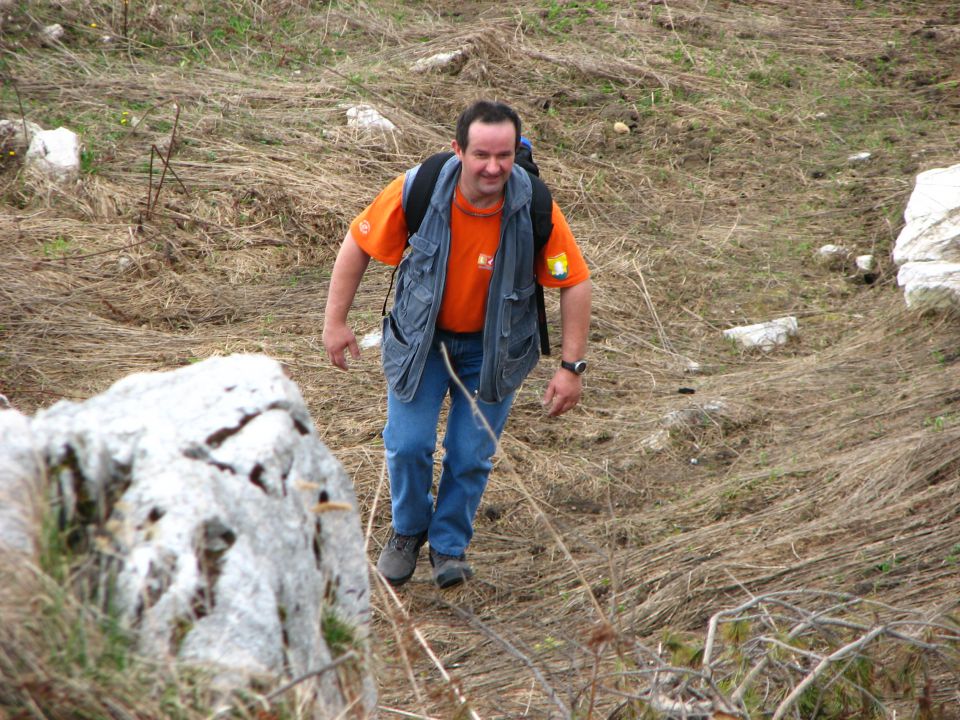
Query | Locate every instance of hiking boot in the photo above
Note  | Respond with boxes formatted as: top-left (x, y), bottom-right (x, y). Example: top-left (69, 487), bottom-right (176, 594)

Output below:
top-left (429, 548), bottom-right (475, 589)
top-left (377, 530), bottom-right (427, 586)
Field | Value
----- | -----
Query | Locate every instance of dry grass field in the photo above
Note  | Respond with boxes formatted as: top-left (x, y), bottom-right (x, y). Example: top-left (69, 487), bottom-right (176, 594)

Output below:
top-left (2, 1), bottom-right (960, 718)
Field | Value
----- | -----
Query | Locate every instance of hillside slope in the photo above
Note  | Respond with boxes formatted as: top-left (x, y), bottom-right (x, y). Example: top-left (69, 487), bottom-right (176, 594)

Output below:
top-left (2, 1), bottom-right (959, 717)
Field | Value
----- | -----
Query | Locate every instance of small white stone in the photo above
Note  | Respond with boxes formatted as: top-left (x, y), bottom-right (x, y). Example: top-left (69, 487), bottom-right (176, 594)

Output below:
top-left (411, 50), bottom-right (465, 73)
top-left (40, 23), bottom-right (64, 45)
top-left (345, 104), bottom-right (398, 134)
top-left (641, 429), bottom-right (671, 452)
top-left (25, 127), bottom-right (81, 184)
top-left (723, 317), bottom-right (798, 351)
top-left (817, 244), bottom-right (851, 269)
top-left (855, 254), bottom-right (875, 272)
top-left (613, 121), bottom-right (630, 134)
top-left (359, 330), bottom-right (381, 349)
top-left (848, 151), bottom-right (872, 164)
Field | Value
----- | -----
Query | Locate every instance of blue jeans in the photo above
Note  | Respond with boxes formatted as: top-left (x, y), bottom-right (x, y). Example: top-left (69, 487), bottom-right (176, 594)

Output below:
top-left (383, 330), bottom-right (514, 557)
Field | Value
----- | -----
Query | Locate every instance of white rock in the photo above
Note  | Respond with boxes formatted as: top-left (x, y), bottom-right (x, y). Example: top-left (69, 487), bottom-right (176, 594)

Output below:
top-left (893, 163), bottom-right (960, 265)
top-left (31, 355), bottom-right (375, 715)
top-left (663, 399), bottom-right (732, 429)
top-left (723, 317), bottom-right (798, 351)
top-left (855, 254), bottom-right (875, 273)
top-left (0, 118), bottom-right (43, 150)
top-left (641, 429), bottom-right (671, 452)
top-left (25, 127), bottom-right (81, 184)
top-left (816, 244), bottom-right (851, 268)
top-left (359, 329), bottom-right (382, 349)
top-left (0, 410), bottom-right (44, 561)
top-left (345, 104), bottom-right (398, 134)
top-left (411, 50), bottom-right (465, 73)
top-left (40, 23), bottom-right (64, 45)
top-left (897, 261), bottom-right (960, 311)
top-left (613, 121), bottom-right (631, 134)
top-left (847, 151), bottom-right (872, 164)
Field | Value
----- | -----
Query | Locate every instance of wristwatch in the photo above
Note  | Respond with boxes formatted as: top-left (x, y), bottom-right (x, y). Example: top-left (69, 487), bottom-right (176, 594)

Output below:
top-left (560, 359), bottom-right (587, 375)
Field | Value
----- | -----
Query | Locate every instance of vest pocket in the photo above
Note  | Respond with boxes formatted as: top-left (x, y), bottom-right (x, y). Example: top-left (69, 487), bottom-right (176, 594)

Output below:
top-left (499, 281), bottom-right (537, 339)
top-left (408, 230), bottom-right (440, 255)
top-left (498, 331), bottom-right (539, 397)
top-left (394, 272), bottom-right (433, 332)
top-left (381, 314), bottom-right (420, 399)
top-left (496, 283), bottom-right (540, 397)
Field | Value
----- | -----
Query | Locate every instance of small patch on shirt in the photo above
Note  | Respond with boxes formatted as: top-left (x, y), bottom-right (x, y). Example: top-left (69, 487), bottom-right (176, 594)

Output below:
top-left (358, 219), bottom-right (371, 235)
top-left (478, 253), bottom-right (495, 271)
top-left (547, 252), bottom-right (569, 280)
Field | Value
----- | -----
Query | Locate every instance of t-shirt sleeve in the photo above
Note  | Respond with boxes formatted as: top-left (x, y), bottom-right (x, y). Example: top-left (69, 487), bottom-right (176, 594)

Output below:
top-left (536, 202), bottom-right (590, 288)
top-left (349, 174), bottom-right (409, 266)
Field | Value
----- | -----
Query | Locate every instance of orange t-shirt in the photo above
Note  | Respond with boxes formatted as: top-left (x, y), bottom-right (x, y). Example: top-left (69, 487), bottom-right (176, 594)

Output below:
top-left (350, 174), bottom-right (589, 333)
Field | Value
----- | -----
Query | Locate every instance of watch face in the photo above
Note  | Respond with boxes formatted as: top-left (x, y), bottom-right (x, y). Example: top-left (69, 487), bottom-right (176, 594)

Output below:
top-left (562, 359), bottom-right (587, 375)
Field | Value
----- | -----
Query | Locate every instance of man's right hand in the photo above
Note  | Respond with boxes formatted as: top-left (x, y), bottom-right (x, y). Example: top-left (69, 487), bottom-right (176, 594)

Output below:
top-left (323, 322), bottom-right (361, 370)
top-left (322, 231), bottom-right (373, 370)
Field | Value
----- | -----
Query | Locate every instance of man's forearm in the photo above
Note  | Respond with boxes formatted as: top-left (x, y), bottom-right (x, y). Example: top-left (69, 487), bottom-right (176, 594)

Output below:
top-left (324, 231), bottom-right (372, 327)
top-left (558, 279), bottom-right (592, 361)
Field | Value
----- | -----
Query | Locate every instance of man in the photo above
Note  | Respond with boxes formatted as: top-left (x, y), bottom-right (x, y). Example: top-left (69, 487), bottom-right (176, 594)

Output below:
top-left (323, 100), bottom-right (591, 588)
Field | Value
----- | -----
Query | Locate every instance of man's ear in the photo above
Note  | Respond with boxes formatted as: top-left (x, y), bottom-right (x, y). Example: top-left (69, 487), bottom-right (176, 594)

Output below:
top-left (451, 140), bottom-right (463, 159)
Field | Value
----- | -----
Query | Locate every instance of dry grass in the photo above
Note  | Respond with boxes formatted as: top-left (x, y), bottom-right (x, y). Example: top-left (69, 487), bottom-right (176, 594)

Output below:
top-left (2, 0), bottom-right (960, 717)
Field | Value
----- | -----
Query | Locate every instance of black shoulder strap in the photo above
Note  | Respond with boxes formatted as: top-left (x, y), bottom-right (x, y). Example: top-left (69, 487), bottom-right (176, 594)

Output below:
top-left (529, 175), bottom-right (554, 355)
top-left (528, 175), bottom-right (553, 254)
top-left (405, 151), bottom-right (454, 236)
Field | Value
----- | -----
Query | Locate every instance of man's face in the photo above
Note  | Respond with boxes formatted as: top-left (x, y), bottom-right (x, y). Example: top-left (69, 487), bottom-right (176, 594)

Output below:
top-left (452, 120), bottom-right (516, 205)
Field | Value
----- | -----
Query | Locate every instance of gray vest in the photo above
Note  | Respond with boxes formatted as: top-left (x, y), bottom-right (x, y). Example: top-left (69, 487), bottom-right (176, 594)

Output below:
top-left (380, 155), bottom-right (541, 403)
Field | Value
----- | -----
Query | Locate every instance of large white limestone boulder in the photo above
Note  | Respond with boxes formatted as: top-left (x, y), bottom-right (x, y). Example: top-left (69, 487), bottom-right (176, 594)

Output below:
top-left (0, 410), bottom-right (44, 560)
top-left (893, 163), bottom-right (960, 265)
top-left (25, 126), bottom-right (81, 184)
top-left (29, 354), bottom-right (374, 717)
top-left (897, 261), bottom-right (960, 311)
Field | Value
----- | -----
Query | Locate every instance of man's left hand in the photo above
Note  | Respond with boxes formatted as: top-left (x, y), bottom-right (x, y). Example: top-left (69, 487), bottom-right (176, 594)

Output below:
top-left (542, 369), bottom-right (582, 417)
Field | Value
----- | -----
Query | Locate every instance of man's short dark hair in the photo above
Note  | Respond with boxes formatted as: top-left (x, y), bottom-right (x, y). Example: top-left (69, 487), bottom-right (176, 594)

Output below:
top-left (456, 100), bottom-right (521, 151)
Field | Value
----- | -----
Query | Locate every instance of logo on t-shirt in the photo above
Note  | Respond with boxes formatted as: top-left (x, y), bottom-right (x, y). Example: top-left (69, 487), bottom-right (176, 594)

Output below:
top-left (547, 252), bottom-right (569, 280)
top-left (358, 219), bottom-right (371, 235)
top-left (477, 253), bottom-right (494, 271)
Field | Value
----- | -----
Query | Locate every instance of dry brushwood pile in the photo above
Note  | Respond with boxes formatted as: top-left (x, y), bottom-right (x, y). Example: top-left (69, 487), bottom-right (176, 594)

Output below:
top-left (2, 0), bottom-right (960, 718)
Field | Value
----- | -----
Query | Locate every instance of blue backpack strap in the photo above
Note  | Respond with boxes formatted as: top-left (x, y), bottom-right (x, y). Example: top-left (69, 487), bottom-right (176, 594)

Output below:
top-left (381, 152), bottom-right (453, 318)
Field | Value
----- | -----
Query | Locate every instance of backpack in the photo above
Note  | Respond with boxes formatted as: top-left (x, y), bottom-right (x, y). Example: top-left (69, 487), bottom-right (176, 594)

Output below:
top-left (400, 138), bottom-right (554, 355)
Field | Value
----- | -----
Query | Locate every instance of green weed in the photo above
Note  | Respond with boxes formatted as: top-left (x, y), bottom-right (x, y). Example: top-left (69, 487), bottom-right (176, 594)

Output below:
top-left (80, 146), bottom-right (97, 174)
top-left (321, 608), bottom-right (357, 657)
top-left (42, 235), bottom-right (71, 258)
